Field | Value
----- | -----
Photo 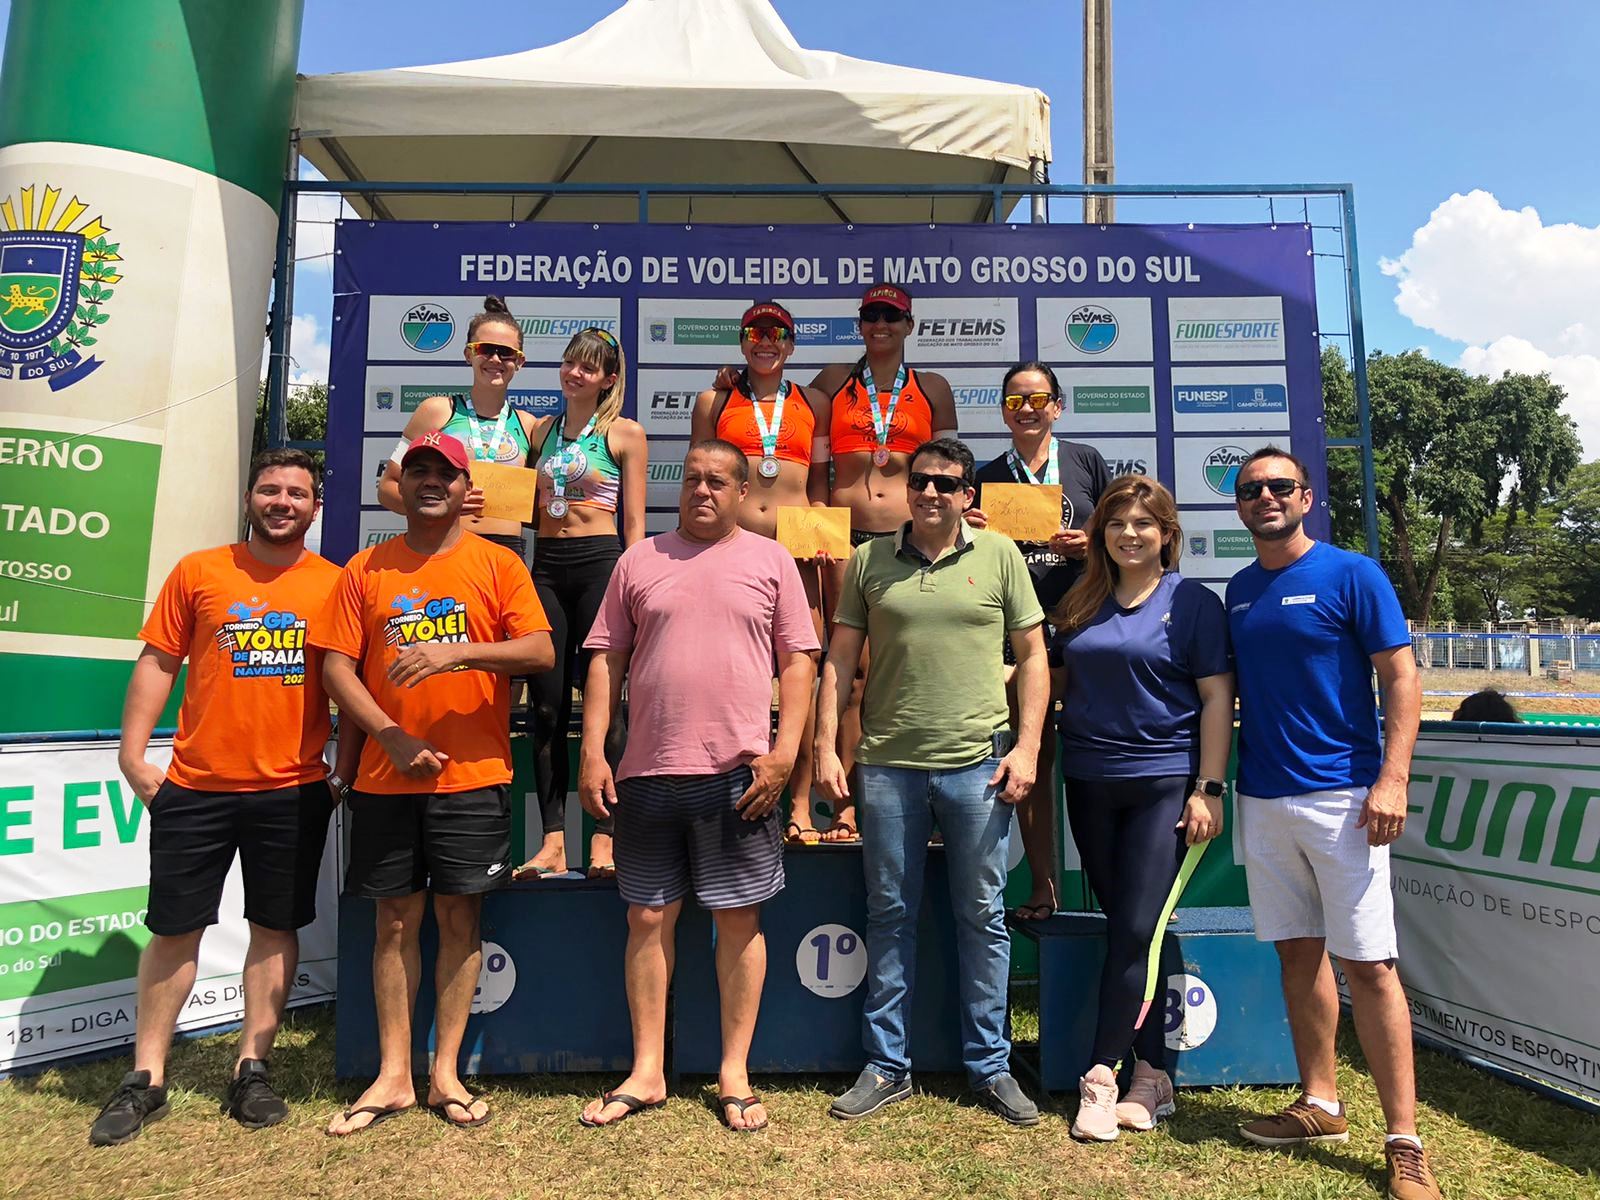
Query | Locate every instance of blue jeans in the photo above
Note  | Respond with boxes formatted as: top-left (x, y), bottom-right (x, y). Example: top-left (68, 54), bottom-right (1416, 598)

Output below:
top-left (858, 756), bottom-right (1014, 1086)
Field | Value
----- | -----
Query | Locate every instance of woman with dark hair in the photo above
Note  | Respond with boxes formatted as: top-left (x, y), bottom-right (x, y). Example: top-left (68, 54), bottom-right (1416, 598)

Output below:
top-left (692, 301), bottom-right (832, 844)
top-left (514, 327), bottom-right (648, 880)
top-left (1050, 475), bottom-right (1233, 1142)
top-left (376, 295), bottom-right (537, 553)
top-left (1451, 689), bottom-right (1519, 723)
top-left (969, 360), bottom-right (1112, 920)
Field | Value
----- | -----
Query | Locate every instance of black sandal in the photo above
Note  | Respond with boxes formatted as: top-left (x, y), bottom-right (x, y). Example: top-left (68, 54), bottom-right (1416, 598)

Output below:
top-left (718, 1094), bottom-right (769, 1133)
top-left (578, 1091), bottom-right (666, 1127)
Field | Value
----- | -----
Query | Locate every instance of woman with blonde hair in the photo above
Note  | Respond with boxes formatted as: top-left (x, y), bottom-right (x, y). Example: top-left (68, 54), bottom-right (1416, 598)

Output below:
top-left (516, 327), bottom-right (647, 879)
top-left (1051, 475), bottom-right (1233, 1142)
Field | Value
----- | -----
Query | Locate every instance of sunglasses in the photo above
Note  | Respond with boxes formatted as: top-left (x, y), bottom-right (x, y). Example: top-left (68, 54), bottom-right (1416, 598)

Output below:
top-left (1235, 477), bottom-right (1307, 501)
top-left (908, 472), bottom-right (969, 495)
top-left (859, 305), bottom-right (908, 324)
top-left (467, 341), bottom-right (524, 362)
top-left (741, 325), bottom-right (791, 344)
top-left (1003, 391), bottom-right (1056, 411)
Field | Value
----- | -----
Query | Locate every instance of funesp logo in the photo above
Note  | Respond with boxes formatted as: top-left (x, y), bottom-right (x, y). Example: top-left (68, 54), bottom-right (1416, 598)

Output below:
top-left (1065, 304), bottom-right (1118, 354)
top-left (400, 303), bottom-right (454, 353)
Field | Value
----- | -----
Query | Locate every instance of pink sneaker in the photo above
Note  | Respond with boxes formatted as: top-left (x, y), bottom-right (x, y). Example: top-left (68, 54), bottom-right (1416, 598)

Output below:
top-left (1071, 1064), bottom-right (1120, 1142)
top-left (1115, 1061), bottom-right (1175, 1130)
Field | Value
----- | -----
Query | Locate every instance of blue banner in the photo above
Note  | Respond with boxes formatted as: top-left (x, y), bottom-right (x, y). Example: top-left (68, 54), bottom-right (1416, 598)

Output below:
top-left (328, 221), bottom-right (1326, 584)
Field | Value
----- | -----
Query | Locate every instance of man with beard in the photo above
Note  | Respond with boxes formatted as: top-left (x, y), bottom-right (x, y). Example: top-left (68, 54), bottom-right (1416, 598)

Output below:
top-left (1226, 448), bottom-right (1439, 1200)
top-left (316, 431), bottom-right (553, 1135)
top-left (95, 450), bottom-right (353, 1145)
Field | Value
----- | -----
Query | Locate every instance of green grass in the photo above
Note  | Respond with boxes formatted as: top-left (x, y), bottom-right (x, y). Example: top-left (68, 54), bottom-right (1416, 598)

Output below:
top-left (1, 990), bottom-right (1595, 1200)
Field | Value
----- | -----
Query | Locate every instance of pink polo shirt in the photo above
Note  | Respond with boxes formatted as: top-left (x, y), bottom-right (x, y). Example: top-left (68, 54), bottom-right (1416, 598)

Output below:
top-left (585, 527), bottom-right (820, 781)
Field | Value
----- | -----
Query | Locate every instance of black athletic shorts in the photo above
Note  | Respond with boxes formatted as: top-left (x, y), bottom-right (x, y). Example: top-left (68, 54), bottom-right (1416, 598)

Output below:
top-left (344, 786), bottom-right (512, 898)
top-left (850, 527), bottom-right (897, 548)
top-left (146, 780), bottom-right (335, 936)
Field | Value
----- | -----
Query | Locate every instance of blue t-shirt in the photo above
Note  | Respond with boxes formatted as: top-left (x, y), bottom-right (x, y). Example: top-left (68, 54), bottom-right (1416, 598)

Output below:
top-left (1054, 572), bottom-right (1232, 779)
top-left (1226, 541), bottom-right (1409, 798)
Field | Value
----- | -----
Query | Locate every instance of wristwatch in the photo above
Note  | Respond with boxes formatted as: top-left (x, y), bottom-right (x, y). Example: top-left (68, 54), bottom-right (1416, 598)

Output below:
top-left (1195, 777), bottom-right (1225, 798)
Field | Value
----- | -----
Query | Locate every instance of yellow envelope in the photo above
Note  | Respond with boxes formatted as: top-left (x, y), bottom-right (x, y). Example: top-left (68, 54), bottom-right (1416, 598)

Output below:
top-left (983, 483), bottom-right (1062, 543)
top-left (470, 459), bottom-right (539, 524)
top-left (777, 506), bottom-right (852, 559)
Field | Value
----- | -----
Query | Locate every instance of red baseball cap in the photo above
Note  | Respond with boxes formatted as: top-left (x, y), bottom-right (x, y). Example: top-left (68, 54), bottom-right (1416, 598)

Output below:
top-left (860, 284), bottom-right (912, 313)
top-left (400, 430), bottom-right (471, 472)
top-left (741, 301), bottom-right (794, 333)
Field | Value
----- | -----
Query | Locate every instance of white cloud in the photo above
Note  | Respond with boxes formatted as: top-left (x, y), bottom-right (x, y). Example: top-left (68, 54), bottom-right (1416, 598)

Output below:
top-left (287, 311), bottom-right (330, 388)
top-left (1381, 190), bottom-right (1600, 453)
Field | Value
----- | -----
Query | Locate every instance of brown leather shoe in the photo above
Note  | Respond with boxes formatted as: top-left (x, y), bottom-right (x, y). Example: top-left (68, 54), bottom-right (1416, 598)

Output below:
top-left (1386, 1139), bottom-right (1443, 1199)
top-left (1239, 1095), bottom-right (1350, 1146)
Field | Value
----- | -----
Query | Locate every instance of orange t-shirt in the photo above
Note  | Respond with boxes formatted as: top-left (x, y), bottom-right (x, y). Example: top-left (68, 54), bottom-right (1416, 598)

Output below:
top-left (312, 532), bottom-right (551, 795)
top-left (715, 384), bottom-right (817, 466)
top-left (139, 545), bottom-right (340, 792)
top-left (831, 366), bottom-right (936, 457)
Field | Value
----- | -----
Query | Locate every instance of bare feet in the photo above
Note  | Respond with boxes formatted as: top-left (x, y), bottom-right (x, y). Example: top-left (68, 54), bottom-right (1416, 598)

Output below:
top-left (512, 832), bottom-right (567, 880)
top-left (580, 1072), bottom-right (667, 1126)
top-left (326, 1076), bottom-right (415, 1135)
top-left (821, 806), bottom-right (859, 842)
top-left (587, 831), bottom-right (615, 878)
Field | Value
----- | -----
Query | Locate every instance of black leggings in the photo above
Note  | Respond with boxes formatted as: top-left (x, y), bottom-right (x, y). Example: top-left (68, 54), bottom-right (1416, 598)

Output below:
top-left (530, 535), bottom-right (624, 837)
top-left (1065, 772), bottom-right (1206, 1071)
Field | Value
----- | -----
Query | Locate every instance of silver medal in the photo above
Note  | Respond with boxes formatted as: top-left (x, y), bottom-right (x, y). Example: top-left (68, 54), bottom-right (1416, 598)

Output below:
top-left (872, 447), bottom-right (890, 467)
top-left (546, 497), bottom-right (569, 519)
top-left (758, 455), bottom-right (780, 479)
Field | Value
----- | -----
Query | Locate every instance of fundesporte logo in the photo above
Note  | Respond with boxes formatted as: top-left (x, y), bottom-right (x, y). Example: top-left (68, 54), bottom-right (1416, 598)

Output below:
top-left (1065, 304), bottom-right (1118, 354)
top-left (400, 302), bottom-right (455, 353)
top-left (0, 182), bottom-right (122, 389)
top-left (1203, 446), bottom-right (1250, 497)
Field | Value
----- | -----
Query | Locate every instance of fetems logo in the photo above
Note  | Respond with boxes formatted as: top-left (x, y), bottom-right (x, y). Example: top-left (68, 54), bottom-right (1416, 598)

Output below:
top-left (1066, 304), bottom-right (1118, 354)
top-left (401, 303), bottom-right (454, 353)
top-left (1202, 446), bottom-right (1250, 497)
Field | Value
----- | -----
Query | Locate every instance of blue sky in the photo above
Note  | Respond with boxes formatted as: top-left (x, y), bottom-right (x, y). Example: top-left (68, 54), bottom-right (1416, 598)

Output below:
top-left (4, 0), bottom-right (1597, 446)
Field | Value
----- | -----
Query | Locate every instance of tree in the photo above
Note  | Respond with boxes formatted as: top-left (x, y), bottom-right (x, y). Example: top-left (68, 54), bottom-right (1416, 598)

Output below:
top-left (252, 380), bottom-right (328, 463)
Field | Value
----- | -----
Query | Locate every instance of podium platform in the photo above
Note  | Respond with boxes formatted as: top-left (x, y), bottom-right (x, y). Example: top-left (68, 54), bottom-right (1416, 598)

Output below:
top-left (334, 875), bottom-right (634, 1078)
top-left (672, 844), bottom-right (966, 1075)
top-left (1011, 906), bottom-right (1298, 1091)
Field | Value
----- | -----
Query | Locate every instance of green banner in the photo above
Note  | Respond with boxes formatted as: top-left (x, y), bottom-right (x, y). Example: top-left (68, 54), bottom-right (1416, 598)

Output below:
top-left (0, 884), bottom-right (151, 1002)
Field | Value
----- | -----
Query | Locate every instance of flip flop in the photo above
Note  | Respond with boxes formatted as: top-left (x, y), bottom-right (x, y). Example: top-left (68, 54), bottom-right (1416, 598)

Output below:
top-left (587, 862), bottom-right (617, 879)
top-left (718, 1094), bottom-right (769, 1133)
top-left (1012, 902), bottom-right (1054, 921)
top-left (428, 1093), bottom-right (492, 1128)
top-left (512, 863), bottom-right (562, 881)
top-left (325, 1103), bottom-right (412, 1137)
top-left (578, 1091), bottom-right (666, 1128)
top-left (784, 821), bottom-right (822, 847)
top-left (821, 821), bottom-right (859, 844)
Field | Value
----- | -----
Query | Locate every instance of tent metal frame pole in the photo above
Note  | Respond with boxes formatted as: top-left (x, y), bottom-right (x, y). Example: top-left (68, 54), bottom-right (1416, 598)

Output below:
top-left (275, 177), bottom-right (1374, 559)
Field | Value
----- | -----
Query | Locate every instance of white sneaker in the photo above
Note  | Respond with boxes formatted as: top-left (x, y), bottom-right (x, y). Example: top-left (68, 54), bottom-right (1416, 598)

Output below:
top-left (1071, 1064), bottom-right (1120, 1142)
top-left (1115, 1061), bottom-right (1175, 1130)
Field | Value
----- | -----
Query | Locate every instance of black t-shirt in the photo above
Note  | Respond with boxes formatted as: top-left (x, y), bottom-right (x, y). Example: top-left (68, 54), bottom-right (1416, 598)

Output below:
top-left (974, 439), bottom-right (1113, 612)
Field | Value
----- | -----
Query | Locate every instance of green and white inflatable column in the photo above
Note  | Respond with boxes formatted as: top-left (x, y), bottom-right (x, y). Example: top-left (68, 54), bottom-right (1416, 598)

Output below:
top-left (0, 1), bottom-right (305, 734)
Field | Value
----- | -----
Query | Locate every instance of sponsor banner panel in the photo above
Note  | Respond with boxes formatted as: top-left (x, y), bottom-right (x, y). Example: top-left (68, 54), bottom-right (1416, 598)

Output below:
top-left (0, 741), bottom-right (338, 1072)
top-left (1177, 509), bottom-right (1257, 579)
top-left (1173, 436), bottom-right (1284, 506)
top-left (1036, 297), bottom-right (1154, 364)
top-left (1090, 436), bottom-right (1159, 481)
top-left (1170, 366), bottom-right (1290, 432)
top-left (646, 457), bottom-right (686, 510)
top-left (1059, 366), bottom-right (1157, 433)
top-left (356, 509), bottom-right (408, 551)
top-left (365, 295), bottom-right (622, 363)
top-left (1377, 736), bottom-right (1600, 1104)
top-left (328, 223), bottom-right (1324, 563)
top-left (1168, 296), bottom-right (1286, 362)
top-left (362, 365), bottom-right (562, 433)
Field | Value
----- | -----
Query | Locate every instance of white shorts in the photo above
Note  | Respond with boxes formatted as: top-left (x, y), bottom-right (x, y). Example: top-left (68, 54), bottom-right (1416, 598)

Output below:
top-left (1237, 786), bottom-right (1397, 962)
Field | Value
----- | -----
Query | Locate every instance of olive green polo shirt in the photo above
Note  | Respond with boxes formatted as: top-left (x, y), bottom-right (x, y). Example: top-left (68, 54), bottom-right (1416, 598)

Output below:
top-left (834, 522), bottom-right (1044, 769)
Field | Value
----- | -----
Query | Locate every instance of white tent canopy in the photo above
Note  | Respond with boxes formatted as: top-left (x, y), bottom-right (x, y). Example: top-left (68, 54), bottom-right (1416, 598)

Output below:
top-left (293, 0), bottom-right (1051, 224)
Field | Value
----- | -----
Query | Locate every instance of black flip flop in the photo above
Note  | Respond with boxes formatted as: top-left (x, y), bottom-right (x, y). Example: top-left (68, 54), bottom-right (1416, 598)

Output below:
top-left (822, 821), bottom-right (860, 844)
top-left (429, 1093), bottom-right (491, 1128)
top-left (718, 1094), bottom-right (769, 1133)
top-left (325, 1103), bottom-right (412, 1136)
top-left (578, 1091), bottom-right (666, 1128)
top-left (784, 821), bottom-right (821, 846)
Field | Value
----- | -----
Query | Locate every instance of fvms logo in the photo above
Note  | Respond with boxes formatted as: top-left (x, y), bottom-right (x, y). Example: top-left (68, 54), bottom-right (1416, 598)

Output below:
top-left (401, 302), bottom-right (454, 353)
top-left (1065, 304), bottom-right (1118, 354)
top-left (1203, 446), bottom-right (1249, 497)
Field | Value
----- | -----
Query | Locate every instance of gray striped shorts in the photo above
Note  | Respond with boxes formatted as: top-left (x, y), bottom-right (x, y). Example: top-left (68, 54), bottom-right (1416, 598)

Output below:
top-left (613, 765), bottom-right (785, 910)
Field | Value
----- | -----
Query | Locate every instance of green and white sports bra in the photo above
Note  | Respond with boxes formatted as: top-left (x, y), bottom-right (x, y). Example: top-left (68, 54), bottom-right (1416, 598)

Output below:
top-left (535, 412), bottom-right (621, 512)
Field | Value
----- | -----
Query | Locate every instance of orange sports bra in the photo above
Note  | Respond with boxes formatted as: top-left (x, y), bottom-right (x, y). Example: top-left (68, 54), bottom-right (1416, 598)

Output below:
top-left (715, 382), bottom-right (817, 467)
top-left (831, 364), bottom-right (935, 457)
